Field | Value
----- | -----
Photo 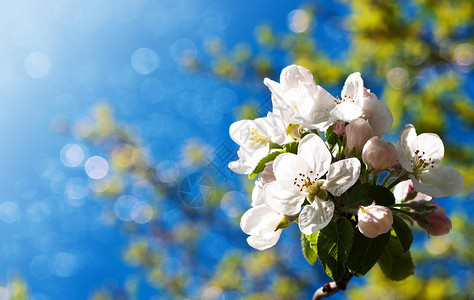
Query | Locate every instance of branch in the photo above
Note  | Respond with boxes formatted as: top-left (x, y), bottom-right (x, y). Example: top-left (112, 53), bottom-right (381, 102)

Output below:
top-left (312, 269), bottom-right (353, 300)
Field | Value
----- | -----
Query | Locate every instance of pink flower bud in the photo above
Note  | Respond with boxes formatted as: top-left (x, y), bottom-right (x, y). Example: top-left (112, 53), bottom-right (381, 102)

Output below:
top-left (357, 201), bottom-right (393, 238)
top-left (422, 213), bottom-right (452, 236)
top-left (345, 118), bottom-right (375, 154)
top-left (333, 121), bottom-right (346, 135)
top-left (414, 203), bottom-right (451, 236)
top-left (362, 136), bottom-right (398, 170)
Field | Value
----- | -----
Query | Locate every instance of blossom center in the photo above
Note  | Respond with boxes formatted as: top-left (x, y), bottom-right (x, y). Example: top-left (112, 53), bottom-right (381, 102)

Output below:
top-left (333, 95), bottom-right (355, 104)
top-left (293, 171), bottom-right (319, 193)
top-left (412, 149), bottom-right (435, 174)
top-left (248, 128), bottom-right (270, 146)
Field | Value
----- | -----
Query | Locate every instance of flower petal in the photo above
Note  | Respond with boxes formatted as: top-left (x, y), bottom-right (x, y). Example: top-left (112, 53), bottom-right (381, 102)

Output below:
top-left (411, 166), bottom-right (464, 198)
top-left (264, 181), bottom-right (305, 215)
top-left (323, 158), bottom-right (361, 196)
top-left (360, 96), bottom-right (393, 136)
top-left (298, 200), bottom-right (335, 235)
top-left (280, 64), bottom-right (314, 90)
top-left (273, 153), bottom-right (312, 192)
top-left (240, 204), bottom-right (282, 236)
top-left (228, 146), bottom-right (269, 175)
top-left (251, 180), bottom-right (266, 207)
top-left (416, 133), bottom-right (444, 167)
top-left (396, 124), bottom-right (417, 172)
top-left (341, 72), bottom-right (364, 102)
top-left (330, 102), bottom-right (363, 123)
top-left (297, 133), bottom-right (332, 177)
top-left (247, 230), bottom-right (282, 250)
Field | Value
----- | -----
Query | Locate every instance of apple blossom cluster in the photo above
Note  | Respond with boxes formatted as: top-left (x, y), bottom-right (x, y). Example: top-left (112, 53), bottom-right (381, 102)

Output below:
top-left (228, 65), bottom-right (465, 282)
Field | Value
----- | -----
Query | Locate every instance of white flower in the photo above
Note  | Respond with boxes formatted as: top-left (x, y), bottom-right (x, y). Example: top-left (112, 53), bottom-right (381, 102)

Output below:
top-left (396, 124), bottom-right (464, 198)
top-left (330, 72), bottom-right (393, 136)
top-left (264, 65), bottom-right (336, 130)
top-left (264, 134), bottom-right (361, 235)
top-left (240, 204), bottom-right (283, 250)
top-left (229, 112), bottom-right (287, 149)
top-left (393, 179), bottom-right (431, 203)
top-left (357, 202), bottom-right (393, 238)
top-left (228, 113), bottom-right (288, 175)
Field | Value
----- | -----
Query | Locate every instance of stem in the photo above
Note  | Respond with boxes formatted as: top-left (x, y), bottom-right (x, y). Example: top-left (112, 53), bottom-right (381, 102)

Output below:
top-left (371, 171), bottom-right (379, 185)
top-left (386, 171), bottom-right (409, 190)
top-left (312, 268), bottom-right (352, 300)
top-left (391, 207), bottom-right (414, 217)
top-left (381, 173), bottom-right (392, 186)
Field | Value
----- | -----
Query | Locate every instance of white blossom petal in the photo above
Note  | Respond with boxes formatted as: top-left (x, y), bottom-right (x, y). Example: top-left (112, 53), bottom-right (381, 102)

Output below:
top-left (240, 204), bottom-right (282, 236)
top-left (228, 146), bottom-right (269, 175)
top-left (411, 166), bottom-right (464, 198)
top-left (396, 124), bottom-right (417, 172)
top-left (264, 181), bottom-right (305, 215)
top-left (298, 200), bottom-right (335, 235)
top-left (251, 180), bottom-right (266, 207)
top-left (360, 96), bottom-right (393, 136)
top-left (393, 179), bottom-right (431, 203)
top-left (280, 65), bottom-right (314, 89)
top-left (416, 133), bottom-right (444, 167)
top-left (273, 153), bottom-right (313, 192)
top-left (297, 134), bottom-right (331, 177)
top-left (323, 158), bottom-right (361, 196)
top-left (330, 102), bottom-right (363, 123)
top-left (247, 230), bottom-right (282, 250)
top-left (341, 72), bottom-right (364, 102)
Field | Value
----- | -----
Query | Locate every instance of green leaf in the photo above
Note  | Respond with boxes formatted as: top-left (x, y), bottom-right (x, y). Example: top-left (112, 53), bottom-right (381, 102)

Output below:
top-left (391, 214), bottom-right (414, 253)
top-left (347, 230), bottom-right (391, 277)
top-left (325, 125), bottom-right (338, 146)
top-left (317, 218), bottom-right (354, 281)
top-left (348, 184), bottom-right (395, 208)
top-left (248, 150), bottom-right (283, 179)
top-left (378, 235), bottom-right (415, 281)
top-left (283, 142), bottom-right (299, 154)
top-left (301, 233), bottom-right (317, 265)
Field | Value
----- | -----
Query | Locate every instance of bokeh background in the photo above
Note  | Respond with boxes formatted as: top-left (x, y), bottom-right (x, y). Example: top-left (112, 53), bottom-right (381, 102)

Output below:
top-left (0, 0), bottom-right (472, 299)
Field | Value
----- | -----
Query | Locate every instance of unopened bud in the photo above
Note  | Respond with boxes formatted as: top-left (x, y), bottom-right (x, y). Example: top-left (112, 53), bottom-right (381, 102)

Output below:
top-left (333, 121), bottom-right (346, 135)
top-left (362, 136), bottom-right (397, 170)
top-left (345, 118), bottom-right (375, 155)
top-left (357, 201), bottom-right (393, 238)
top-left (414, 203), bottom-right (451, 236)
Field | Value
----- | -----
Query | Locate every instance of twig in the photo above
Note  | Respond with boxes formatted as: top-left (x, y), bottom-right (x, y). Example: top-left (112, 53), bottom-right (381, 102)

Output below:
top-left (312, 268), bottom-right (353, 300)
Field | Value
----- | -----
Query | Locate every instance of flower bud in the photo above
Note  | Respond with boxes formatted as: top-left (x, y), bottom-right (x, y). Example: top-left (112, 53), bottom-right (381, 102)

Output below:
top-left (420, 214), bottom-right (452, 236)
top-left (414, 202), bottom-right (451, 236)
top-left (362, 136), bottom-right (397, 170)
top-left (357, 201), bottom-right (393, 238)
top-left (345, 118), bottom-right (375, 154)
top-left (333, 121), bottom-right (346, 135)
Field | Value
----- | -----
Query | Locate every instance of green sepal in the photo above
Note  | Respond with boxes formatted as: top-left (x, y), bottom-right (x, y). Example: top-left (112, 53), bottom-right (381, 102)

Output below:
top-left (301, 233), bottom-right (318, 265)
top-left (275, 214), bottom-right (298, 231)
top-left (325, 125), bottom-right (338, 147)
